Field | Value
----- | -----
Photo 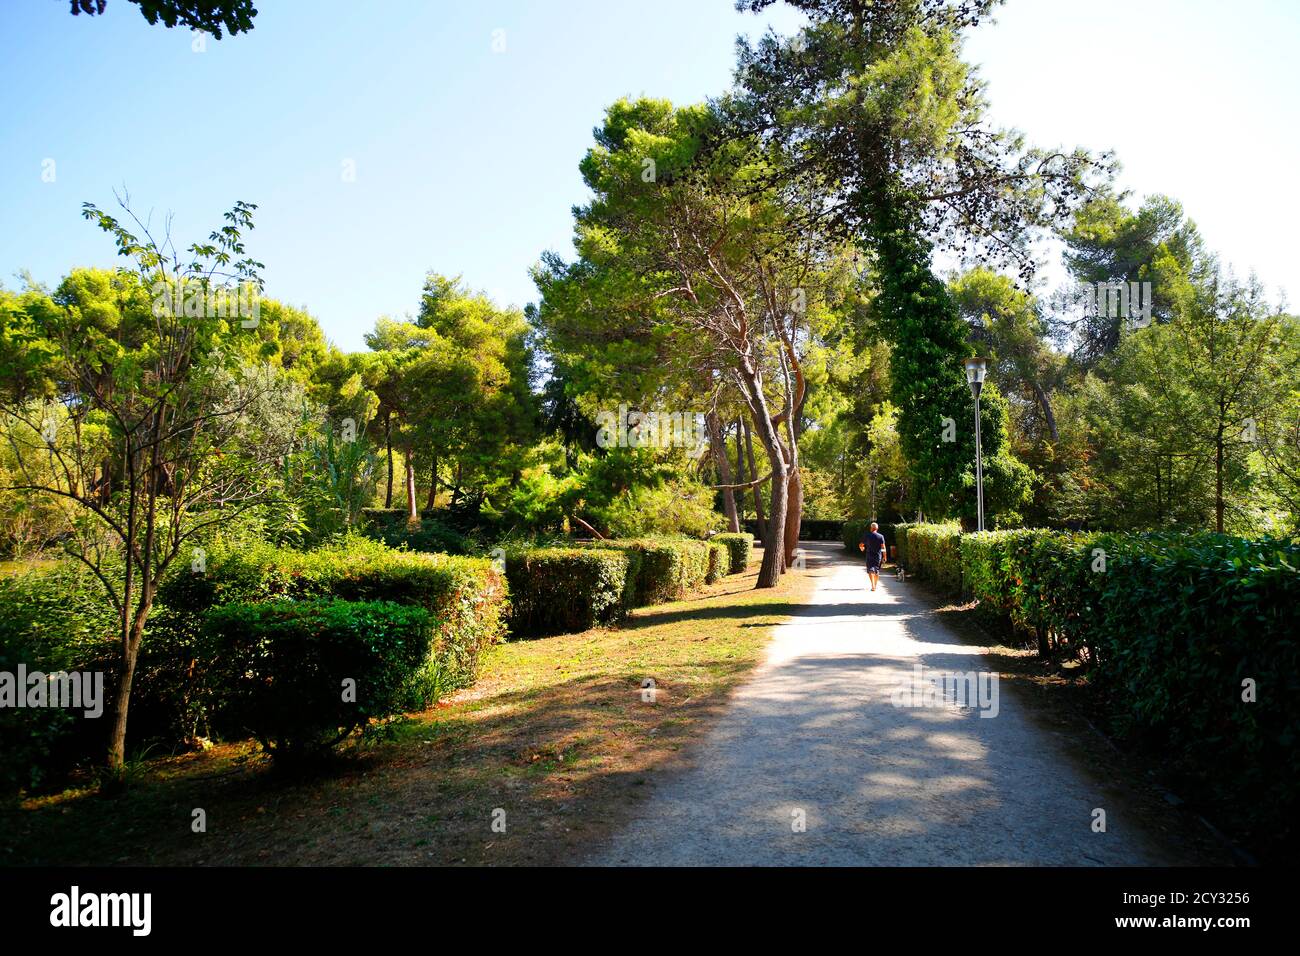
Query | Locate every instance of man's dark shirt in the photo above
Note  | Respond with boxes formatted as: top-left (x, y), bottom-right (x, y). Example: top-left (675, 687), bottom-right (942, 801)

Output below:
top-left (862, 530), bottom-right (886, 559)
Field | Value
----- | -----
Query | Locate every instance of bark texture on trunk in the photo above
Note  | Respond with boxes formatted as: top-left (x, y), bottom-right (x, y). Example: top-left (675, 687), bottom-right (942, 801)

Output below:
top-left (742, 418), bottom-right (766, 544)
top-left (404, 446), bottom-right (418, 523)
top-left (383, 413), bottom-right (394, 508)
top-left (708, 411), bottom-right (741, 533)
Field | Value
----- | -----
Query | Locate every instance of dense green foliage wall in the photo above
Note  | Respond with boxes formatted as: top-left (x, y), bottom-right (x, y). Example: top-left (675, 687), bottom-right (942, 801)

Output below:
top-left (892, 523), bottom-right (1300, 834)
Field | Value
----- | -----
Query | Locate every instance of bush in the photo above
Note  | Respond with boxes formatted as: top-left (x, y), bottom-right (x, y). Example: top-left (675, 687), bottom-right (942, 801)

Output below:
top-left (158, 536), bottom-right (507, 712)
top-left (505, 548), bottom-right (634, 636)
top-left (842, 519), bottom-right (869, 554)
top-left (705, 541), bottom-right (728, 583)
top-left (950, 528), bottom-right (1300, 843)
top-left (711, 532), bottom-right (753, 574)
top-left (201, 599), bottom-right (432, 762)
top-left (958, 529), bottom-right (1047, 636)
top-left (589, 537), bottom-right (710, 605)
top-left (0, 563), bottom-right (116, 792)
top-left (361, 509), bottom-right (471, 555)
top-left (903, 523), bottom-right (962, 594)
top-left (891, 522), bottom-right (915, 568)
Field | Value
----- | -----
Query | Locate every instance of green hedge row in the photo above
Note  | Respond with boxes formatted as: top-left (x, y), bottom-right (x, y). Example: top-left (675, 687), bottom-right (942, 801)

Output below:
top-left (711, 532), bottom-right (754, 574)
top-left (901, 523), bottom-right (962, 594)
top-left (159, 536), bottom-right (508, 709)
top-left (588, 537), bottom-right (710, 606)
top-left (893, 524), bottom-right (1300, 834)
top-left (505, 547), bottom-right (635, 636)
top-left (202, 599), bottom-right (433, 763)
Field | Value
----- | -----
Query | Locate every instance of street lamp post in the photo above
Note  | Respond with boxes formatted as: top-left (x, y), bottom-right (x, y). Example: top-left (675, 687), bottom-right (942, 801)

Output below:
top-left (963, 357), bottom-right (988, 532)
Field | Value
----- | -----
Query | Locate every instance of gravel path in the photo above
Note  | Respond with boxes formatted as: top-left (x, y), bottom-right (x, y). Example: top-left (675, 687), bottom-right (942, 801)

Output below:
top-left (588, 541), bottom-right (1193, 866)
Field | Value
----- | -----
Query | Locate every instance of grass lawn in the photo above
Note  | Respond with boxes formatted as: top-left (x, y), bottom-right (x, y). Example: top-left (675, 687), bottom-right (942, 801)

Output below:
top-left (3, 552), bottom-right (815, 866)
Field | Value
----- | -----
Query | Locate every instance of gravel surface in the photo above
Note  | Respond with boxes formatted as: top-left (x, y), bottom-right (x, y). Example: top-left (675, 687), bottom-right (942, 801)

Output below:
top-left (588, 541), bottom-right (1191, 866)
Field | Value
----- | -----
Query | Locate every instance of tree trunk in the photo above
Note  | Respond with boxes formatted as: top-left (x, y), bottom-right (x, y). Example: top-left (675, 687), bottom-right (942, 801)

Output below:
top-left (708, 411), bottom-right (740, 533)
top-left (739, 367), bottom-right (789, 588)
top-left (1215, 423), bottom-right (1225, 533)
top-left (383, 413), bottom-right (394, 508)
top-left (733, 419), bottom-right (747, 525)
top-left (759, 460), bottom-right (789, 587)
top-left (742, 418), bottom-right (766, 544)
top-left (404, 446), bottom-right (418, 523)
top-left (107, 603), bottom-right (150, 770)
top-left (783, 467), bottom-right (802, 566)
top-left (1030, 379), bottom-right (1059, 443)
top-left (425, 453), bottom-right (438, 511)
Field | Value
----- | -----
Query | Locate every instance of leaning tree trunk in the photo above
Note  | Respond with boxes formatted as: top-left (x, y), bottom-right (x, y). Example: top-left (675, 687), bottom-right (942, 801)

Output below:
top-left (758, 460), bottom-right (789, 587)
top-left (708, 411), bottom-right (741, 533)
top-left (739, 368), bottom-right (790, 588)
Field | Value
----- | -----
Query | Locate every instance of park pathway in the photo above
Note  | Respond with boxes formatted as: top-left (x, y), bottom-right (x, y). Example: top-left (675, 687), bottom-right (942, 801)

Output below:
top-left (587, 541), bottom-right (1200, 866)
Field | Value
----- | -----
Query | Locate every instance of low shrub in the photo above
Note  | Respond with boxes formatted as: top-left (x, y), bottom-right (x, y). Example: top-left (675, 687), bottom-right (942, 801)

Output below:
top-left (842, 519), bottom-right (869, 554)
top-left (0, 563), bottom-right (116, 793)
top-left (589, 537), bottom-right (710, 605)
top-left (711, 532), bottom-right (753, 574)
top-left (505, 548), bottom-right (633, 636)
top-left (891, 522), bottom-right (915, 568)
top-left (201, 599), bottom-right (432, 763)
top-left (361, 508), bottom-right (471, 555)
top-left (158, 536), bottom-right (507, 711)
top-left (903, 523), bottom-right (962, 594)
top-left (706, 541), bottom-right (729, 583)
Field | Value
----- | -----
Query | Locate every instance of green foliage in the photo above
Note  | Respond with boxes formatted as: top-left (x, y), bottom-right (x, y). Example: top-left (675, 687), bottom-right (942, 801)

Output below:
top-left (157, 536), bottom-right (507, 712)
top-left (901, 522), bottom-right (962, 594)
top-left (589, 537), bottom-right (710, 605)
top-left (360, 509), bottom-right (471, 555)
top-left (505, 548), bottom-right (633, 636)
top-left (0, 564), bottom-right (116, 792)
top-left (69, 1), bottom-right (257, 39)
top-left (711, 532), bottom-right (753, 574)
top-left (705, 541), bottom-right (728, 583)
top-left (894, 524), bottom-right (1300, 834)
top-left (201, 599), bottom-right (432, 763)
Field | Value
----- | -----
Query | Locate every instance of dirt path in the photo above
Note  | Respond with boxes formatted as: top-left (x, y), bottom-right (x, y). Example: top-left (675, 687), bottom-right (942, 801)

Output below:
top-left (587, 541), bottom-right (1210, 866)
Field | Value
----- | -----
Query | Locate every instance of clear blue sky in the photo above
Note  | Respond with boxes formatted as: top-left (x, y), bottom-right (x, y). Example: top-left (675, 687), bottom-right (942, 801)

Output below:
top-left (1, 0), bottom-right (1296, 350)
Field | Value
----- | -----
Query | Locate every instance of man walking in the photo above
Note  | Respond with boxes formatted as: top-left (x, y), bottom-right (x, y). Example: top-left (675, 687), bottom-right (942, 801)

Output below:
top-left (858, 521), bottom-right (886, 592)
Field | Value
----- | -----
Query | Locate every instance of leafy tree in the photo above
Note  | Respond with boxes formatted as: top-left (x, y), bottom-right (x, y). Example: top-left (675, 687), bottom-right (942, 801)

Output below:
top-left (1054, 192), bottom-right (1206, 368)
top-left (733, 0), bottom-right (1100, 523)
top-left (0, 196), bottom-right (284, 772)
top-left (68, 0), bottom-right (256, 38)
top-left (534, 98), bottom-right (850, 585)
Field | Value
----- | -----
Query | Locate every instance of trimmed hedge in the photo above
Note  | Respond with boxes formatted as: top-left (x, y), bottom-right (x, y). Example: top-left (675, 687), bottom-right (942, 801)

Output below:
top-left (842, 519), bottom-right (868, 553)
top-left (892, 524), bottom-right (1300, 838)
top-left (505, 548), bottom-right (634, 636)
top-left (201, 598), bottom-right (432, 762)
top-left (706, 541), bottom-right (729, 583)
top-left (589, 537), bottom-right (710, 605)
top-left (158, 536), bottom-right (507, 710)
top-left (711, 532), bottom-right (753, 574)
top-left (799, 519), bottom-right (845, 541)
top-left (902, 523), bottom-right (962, 594)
